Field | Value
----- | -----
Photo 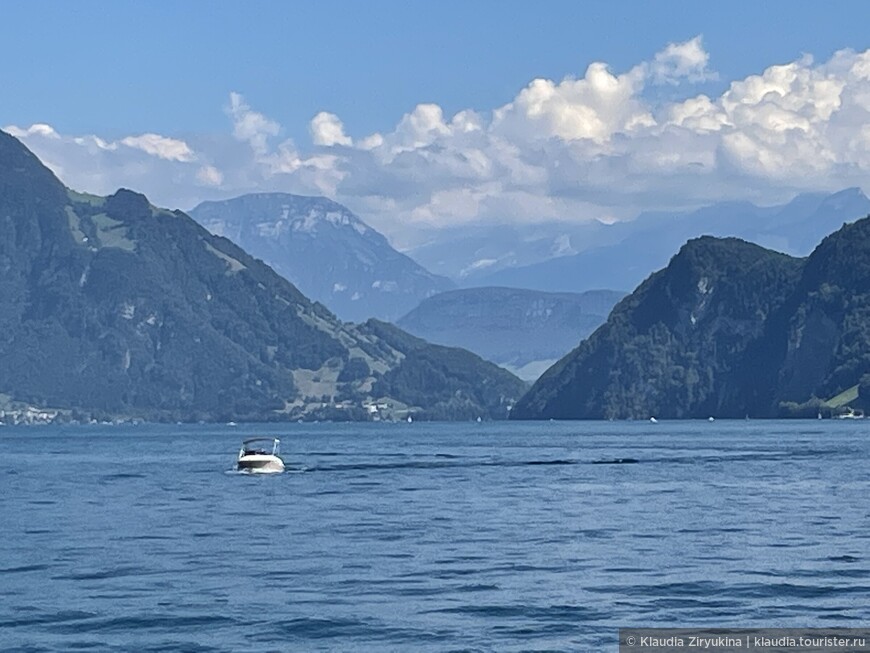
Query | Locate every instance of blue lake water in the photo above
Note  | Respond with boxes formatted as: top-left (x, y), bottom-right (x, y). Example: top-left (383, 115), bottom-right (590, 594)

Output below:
top-left (2, 420), bottom-right (869, 652)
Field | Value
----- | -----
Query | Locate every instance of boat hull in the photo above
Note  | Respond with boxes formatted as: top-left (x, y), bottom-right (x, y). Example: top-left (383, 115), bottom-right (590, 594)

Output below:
top-left (237, 454), bottom-right (285, 474)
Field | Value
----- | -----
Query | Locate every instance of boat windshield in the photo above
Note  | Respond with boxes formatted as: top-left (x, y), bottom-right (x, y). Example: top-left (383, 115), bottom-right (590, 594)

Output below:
top-left (241, 438), bottom-right (280, 455)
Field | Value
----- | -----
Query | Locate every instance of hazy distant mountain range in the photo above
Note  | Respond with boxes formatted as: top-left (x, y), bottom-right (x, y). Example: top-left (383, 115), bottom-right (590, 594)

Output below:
top-left (406, 189), bottom-right (870, 294)
top-left (513, 218), bottom-right (870, 420)
top-left (484, 188), bottom-right (870, 293)
top-left (189, 193), bottom-right (454, 323)
top-left (405, 222), bottom-right (609, 282)
top-left (397, 288), bottom-right (625, 380)
top-left (187, 194), bottom-right (629, 378)
top-left (0, 130), bottom-right (524, 422)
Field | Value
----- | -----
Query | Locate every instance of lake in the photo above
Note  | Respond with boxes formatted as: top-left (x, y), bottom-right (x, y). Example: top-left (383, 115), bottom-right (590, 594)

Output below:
top-left (2, 420), bottom-right (869, 651)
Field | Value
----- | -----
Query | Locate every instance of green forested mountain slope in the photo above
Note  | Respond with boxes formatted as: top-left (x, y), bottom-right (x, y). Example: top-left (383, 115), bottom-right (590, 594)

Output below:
top-left (514, 216), bottom-right (870, 420)
top-left (743, 216), bottom-right (870, 416)
top-left (0, 130), bottom-right (524, 422)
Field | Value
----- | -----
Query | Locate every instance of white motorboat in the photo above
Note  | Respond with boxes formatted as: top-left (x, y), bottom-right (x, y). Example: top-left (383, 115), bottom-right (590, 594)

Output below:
top-left (236, 437), bottom-right (285, 473)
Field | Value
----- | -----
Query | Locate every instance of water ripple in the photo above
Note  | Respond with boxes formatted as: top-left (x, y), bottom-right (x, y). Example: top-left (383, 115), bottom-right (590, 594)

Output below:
top-left (2, 421), bottom-right (869, 651)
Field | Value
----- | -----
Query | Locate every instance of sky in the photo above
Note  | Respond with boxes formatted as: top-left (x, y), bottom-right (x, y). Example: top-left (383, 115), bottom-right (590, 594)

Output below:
top-left (4, 1), bottom-right (870, 248)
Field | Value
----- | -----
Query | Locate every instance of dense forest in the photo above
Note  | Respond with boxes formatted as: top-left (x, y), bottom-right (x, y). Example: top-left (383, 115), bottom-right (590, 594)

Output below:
top-left (513, 226), bottom-right (870, 420)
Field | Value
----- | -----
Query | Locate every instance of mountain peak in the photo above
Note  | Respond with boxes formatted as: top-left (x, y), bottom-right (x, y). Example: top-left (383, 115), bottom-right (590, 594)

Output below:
top-left (512, 235), bottom-right (805, 420)
top-left (106, 188), bottom-right (152, 220)
top-left (0, 128), bottom-right (35, 159)
top-left (818, 186), bottom-right (870, 210)
top-left (189, 193), bottom-right (454, 322)
top-left (671, 236), bottom-right (783, 278)
top-left (828, 186), bottom-right (866, 198)
top-left (192, 192), bottom-right (372, 237)
top-left (0, 129), bottom-right (67, 201)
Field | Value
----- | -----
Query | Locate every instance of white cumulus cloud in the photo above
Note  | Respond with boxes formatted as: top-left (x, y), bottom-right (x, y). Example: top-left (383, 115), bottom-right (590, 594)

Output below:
top-left (121, 133), bottom-right (195, 162)
top-left (310, 112), bottom-right (352, 146)
top-left (196, 165), bottom-right (224, 186)
top-left (227, 91), bottom-right (280, 154)
top-left (7, 38), bottom-right (870, 248)
top-left (7, 123), bottom-right (60, 139)
top-left (648, 35), bottom-right (718, 85)
top-left (492, 64), bottom-right (653, 144)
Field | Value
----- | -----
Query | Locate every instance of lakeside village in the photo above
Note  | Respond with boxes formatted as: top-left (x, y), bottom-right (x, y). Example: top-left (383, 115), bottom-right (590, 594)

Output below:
top-left (0, 406), bottom-right (63, 426)
top-left (0, 398), bottom-right (415, 426)
top-left (0, 386), bottom-right (865, 427)
top-left (2, 406), bottom-right (867, 426)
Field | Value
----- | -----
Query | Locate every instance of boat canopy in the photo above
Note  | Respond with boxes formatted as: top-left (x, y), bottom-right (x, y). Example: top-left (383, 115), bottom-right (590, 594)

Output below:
top-left (240, 437), bottom-right (281, 455)
top-left (242, 437), bottom-right (280, 445)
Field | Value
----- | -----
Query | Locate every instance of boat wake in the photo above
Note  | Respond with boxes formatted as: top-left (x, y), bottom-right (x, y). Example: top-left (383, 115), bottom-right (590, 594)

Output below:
top-left (226, 466), bottom-right (306, 475)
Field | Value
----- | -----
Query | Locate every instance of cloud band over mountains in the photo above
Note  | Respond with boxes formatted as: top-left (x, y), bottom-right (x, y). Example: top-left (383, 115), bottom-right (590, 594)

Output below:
top-left (7, 37), bottom-right (870, 247)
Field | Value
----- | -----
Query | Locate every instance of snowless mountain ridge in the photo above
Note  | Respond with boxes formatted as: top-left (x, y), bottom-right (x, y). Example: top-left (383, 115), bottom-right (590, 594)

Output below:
top-left (190, 193), bottom-right (455, 323)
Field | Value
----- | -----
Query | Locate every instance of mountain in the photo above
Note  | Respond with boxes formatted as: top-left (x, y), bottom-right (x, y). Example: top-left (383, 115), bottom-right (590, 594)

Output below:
top-left (405, 222), bottom-right (611, 282)
top-left (511, 237), bottom-right (803, 419)
top-left (358, 320), bottom-right (529, 420)
top-left (483, 237), bottom-right (670, 294)
top-left (480, 189), bottom-right (870, 293)
top-left (513, 217), bottom-right (870, 420)
top-left (396, 288), bottom-right (625, 380)
top-left (744, 215), bottom-right (870, 416)
top-left (189, 193), bottom-right (454, 322)
top-left (0, 130), bottom-right (525, 422)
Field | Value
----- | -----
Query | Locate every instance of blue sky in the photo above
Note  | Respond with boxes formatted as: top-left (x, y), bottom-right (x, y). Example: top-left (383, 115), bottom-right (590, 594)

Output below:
top-left (5, 1), bottom-right (867, 142)
top-left (4, 1), bottom-right (870, 245)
